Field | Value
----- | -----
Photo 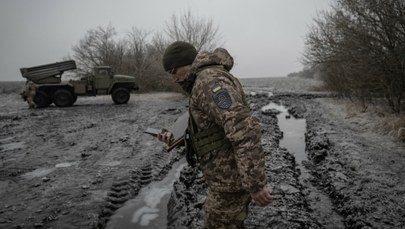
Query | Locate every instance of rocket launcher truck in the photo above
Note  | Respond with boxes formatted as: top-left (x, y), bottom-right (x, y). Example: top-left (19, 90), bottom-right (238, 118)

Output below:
top-left (20, 60), bottom-right (139, 107)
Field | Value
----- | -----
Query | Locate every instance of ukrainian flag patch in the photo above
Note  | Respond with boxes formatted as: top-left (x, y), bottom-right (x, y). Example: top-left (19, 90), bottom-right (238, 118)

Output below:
top-left (210, 83), bottom-right (232, 109)
top-left (211, 83), bottom-right (222, 93)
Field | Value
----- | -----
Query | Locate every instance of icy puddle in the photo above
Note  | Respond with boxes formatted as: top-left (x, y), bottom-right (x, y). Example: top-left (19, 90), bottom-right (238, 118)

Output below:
top-left (107, 158), bottom-right (187, 229)
top-left (21, 167), bottom-right (55, 179)
top-left (262, 103), bottom-right (306, 162)
top-left (263, 102), bottom-right (345, 228)
top-left (0, 141), bottom-right (25, 152)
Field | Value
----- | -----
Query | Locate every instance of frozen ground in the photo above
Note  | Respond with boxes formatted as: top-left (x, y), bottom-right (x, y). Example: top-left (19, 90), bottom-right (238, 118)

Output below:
top-left (0, 77), bottom-right (404, 228)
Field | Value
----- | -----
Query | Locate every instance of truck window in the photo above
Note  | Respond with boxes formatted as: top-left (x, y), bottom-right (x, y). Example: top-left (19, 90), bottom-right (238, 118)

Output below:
top-left (99, 69), bottom-right (109, 75)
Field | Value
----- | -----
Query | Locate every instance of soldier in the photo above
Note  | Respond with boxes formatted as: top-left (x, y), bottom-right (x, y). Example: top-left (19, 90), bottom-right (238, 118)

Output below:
top-left (158, 41), bottom-right (272, 228)
top-left (25, 81), bottom-right (37, 109)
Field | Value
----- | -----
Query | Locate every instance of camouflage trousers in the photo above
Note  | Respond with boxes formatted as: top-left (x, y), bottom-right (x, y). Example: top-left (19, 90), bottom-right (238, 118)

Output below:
top-left (203, 189), bottom-right (251, 229)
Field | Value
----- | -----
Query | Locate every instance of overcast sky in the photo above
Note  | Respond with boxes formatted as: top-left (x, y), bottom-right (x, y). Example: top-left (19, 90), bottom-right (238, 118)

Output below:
top-left (0, 0), bottom-right (333, 81)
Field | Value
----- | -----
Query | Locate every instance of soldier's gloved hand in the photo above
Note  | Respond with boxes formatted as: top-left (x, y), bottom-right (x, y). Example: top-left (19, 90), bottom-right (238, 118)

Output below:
top-left (251, 186), bottom-right (272, 207)
top-left (157, 128), bottom-right (173, 145)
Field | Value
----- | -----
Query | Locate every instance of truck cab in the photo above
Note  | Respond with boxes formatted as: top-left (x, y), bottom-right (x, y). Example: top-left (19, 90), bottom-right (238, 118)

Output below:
top-left (93, 66), bottom-right (113, 92)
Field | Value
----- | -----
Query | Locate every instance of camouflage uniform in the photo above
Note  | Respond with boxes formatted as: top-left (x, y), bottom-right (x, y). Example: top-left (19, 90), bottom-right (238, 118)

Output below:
top-left (184, 48), bottom-right (267, 228)
top-left (25, 81), bottom-right (37, 109)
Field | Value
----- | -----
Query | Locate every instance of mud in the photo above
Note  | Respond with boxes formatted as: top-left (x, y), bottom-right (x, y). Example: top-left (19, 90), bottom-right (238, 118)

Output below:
top-left (304, 98), bottom-right (405, 228)
top-left (0, 78), bottom-right (404, 229)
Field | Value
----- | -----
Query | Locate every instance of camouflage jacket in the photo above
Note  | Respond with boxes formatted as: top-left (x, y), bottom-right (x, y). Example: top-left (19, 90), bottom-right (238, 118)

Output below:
top-left (186, 48), bottom-right (267, 193)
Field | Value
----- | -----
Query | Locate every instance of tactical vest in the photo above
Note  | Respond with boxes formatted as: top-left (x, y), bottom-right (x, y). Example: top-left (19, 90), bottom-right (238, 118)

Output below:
top-left (188, 66), bottom-right (248, 158)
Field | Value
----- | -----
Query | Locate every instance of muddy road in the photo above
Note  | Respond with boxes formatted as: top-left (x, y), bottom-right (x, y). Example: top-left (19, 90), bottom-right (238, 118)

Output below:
top-left (0, 78), bottom-right (404, 229)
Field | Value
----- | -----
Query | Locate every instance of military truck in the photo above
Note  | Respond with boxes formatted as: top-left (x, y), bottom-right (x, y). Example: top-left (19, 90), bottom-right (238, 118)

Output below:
top-left (20, 60), bottom-right (139, 108)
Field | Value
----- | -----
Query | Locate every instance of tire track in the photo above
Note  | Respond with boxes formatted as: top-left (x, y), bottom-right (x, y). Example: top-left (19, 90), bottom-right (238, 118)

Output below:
top-left (305, 99), bottom-right (405, 228)
top-left (97, 148), bottom-right (183, 228)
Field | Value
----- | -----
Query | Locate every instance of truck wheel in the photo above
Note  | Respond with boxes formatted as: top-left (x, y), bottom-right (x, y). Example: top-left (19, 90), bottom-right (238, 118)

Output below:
top-left (112, 88), bottom-right (130, 104)
top-left (53, 89), bottom-right (73, 107)
top-left (34, 91), bottom-right (51, 108)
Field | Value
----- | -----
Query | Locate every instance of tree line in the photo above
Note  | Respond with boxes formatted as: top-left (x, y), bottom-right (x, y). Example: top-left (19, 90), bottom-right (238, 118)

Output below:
top-left (71, 10), bottom-right (222, 93)
top-left (303, 0), bottom-right (404, 113)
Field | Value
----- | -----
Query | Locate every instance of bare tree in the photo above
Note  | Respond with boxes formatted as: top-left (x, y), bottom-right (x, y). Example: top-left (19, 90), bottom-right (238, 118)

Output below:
top-left (165, 9), bottom-right (223, 51)
top-left (112, 38), bottom-right (126, 74)
top-left (72, 24), bottom-right (121, 73)
top-left (124, 27), bottom-right (153, 77)
top-left (70, 11), bottom-right (224, 92)
top-left (303, 0), bottom-right (405, 112)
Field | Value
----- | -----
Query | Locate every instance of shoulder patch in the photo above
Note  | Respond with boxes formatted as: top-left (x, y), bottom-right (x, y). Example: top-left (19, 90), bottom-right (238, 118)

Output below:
top-left (211, 83), bottom-right (232, 109)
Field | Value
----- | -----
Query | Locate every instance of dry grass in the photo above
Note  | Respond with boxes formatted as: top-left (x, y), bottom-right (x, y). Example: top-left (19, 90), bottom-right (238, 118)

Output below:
top-left (378, 113), bottom-right (405, 142)
top-left (339, 98), bottom-right (405, 142)
top-left (240, 77), bottom-right (325, 93)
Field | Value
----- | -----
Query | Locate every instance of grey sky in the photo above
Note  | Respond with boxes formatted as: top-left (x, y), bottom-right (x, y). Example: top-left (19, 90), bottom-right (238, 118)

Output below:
top-left (0, 0), bottom-right (332, 81)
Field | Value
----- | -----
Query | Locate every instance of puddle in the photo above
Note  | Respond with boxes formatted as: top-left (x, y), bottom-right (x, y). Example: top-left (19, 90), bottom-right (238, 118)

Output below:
top-left (107, 158), bottom-right (187, 229)
top-left (20, 160), bottom-right (77, 179)
top-left (21, 167), bottom-right (55, 179)
top-left (0, 137), bottom-right (15, 143)
top-left (0, 141), bottom-right (25, 151)
top-left (262, 103), bottom-right (306, 163)
top-left (55, 162), bottom-right (79, 168)
top-left (263, 102), bottom-right (345, 228)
